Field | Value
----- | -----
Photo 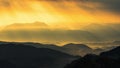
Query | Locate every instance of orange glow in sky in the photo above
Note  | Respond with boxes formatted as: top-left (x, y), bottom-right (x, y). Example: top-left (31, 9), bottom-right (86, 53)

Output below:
top-left (0, 0), bottom-right (119, 27)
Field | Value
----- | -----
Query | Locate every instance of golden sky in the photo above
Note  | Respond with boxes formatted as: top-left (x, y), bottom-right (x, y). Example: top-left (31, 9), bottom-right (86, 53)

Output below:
top-left (0, 0), bottom-right (120, 45)
top-left (0, 0), bottom-right (119, 26)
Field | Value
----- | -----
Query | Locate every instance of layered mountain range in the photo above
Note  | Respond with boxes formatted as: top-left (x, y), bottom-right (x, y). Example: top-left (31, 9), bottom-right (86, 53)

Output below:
top-left (0, 41), bottom-right (119, 68)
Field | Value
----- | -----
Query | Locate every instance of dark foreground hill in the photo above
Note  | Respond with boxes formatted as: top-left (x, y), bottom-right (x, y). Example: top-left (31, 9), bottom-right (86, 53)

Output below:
top-left (64, 46), bottom-right (120, 68)
top-left (0, 42), bottom-right (78, 68)
top-left (100, 46), bottom-right (120, 59)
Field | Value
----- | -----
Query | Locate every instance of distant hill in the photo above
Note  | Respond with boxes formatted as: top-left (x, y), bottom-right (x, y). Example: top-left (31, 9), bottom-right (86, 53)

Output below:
top-left (93, 48), bottom-right (105, 55)
top-left (24, 42), bottom-right (94, 56)
top-left (13, 42), bottom-right (99, 56)
top-left (0, 42), bottom-right (78, 68)
top-left (63, 43), bottom-right (93, 56)
top-left (0, 41), bottom-right (119, 68)
top-left (0, 41), bottom-right (114, 56)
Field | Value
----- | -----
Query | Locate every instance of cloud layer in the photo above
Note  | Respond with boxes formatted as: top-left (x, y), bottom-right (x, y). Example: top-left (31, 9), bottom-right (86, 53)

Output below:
top-left (0, 22), bottom-right (120, 44)
top-left (0, 0), bottom-right (119, 26)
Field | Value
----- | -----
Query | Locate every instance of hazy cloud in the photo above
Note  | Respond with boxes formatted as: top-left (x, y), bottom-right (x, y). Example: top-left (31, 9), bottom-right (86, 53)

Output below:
top-left (0, 0), bottom-right (11, 7)
top-left (83, 0), bottom-right (120, 13)
top-left (0, 23), bottom-right (120, 44)
top-left (0, 0), bottom-right (119, 13)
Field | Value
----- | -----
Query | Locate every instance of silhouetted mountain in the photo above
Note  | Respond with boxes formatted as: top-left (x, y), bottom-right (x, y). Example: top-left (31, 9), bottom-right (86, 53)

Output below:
top-left (93, 48), bottom-right (105, 55)
top-left (14, 42), bottom-right (94, 56)
top-left (22, 42), bottom-right (110, 56)
top-left (0, 60), bottom-right (16, 68)
top-left (0, 42), bottom-right (78, 68)
top-left (0, 41), bottom-right (117, 57)
top-left (21, 42), bottom-right (113, 56)
top-left (65, 46), bottom-right (120, 68)
top-left (60, 42), bottom-right (119, 56)
top-left (63, 43), bottom-right (91, 49)
top-left (63, 43), bottom-right (93, 56)
top-left (23, 42), bottom-right (64, 51)
top-left (100, 46), bottom-right (120, 59)
top-left (64, 54), bottom-right (120, 68)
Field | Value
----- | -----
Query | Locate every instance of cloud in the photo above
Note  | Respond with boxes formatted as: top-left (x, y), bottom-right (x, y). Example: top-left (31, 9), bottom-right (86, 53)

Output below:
top-left (0, 0), bottom-right (11, 7)
top-left (3, 22), bottom-right (48, 30)
top-left (0, 0), bottom-right (119, 13)
top-left (56, 0), bottom-right (120, 13)
top-left (0, 29), bottom-right (99, 44)
top-left (38, 0), bottom-right (120, 13)
top-left (0, 23), bottom-right (120, 44)
top-left (84, 0), bottom-right (120, 13)
top-left (0, 0), bottom-right (119, 26)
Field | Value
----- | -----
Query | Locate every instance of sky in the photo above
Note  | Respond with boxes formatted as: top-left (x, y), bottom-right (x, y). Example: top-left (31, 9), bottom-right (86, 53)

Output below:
top-left (0, 0), bottom-right (120, 45)
top-left (0, 0), bottom-right (119, 26)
